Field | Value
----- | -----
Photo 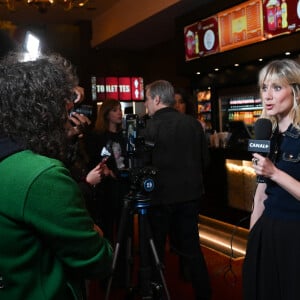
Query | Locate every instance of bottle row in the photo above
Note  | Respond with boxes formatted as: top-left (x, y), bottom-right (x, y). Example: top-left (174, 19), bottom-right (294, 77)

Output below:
top-left (228, 110), bottom-right (262, 125)
top-left (228, 96), bottom-right (262, 110)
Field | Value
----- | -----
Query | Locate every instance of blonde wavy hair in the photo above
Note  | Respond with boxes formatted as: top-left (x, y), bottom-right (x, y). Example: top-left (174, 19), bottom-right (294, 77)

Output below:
top-left (259, 59), bottom-right (300, 130)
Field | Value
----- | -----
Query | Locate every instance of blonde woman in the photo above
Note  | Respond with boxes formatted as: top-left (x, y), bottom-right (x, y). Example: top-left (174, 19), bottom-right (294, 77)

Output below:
top-left (243, 59), bottom-right (300, 300)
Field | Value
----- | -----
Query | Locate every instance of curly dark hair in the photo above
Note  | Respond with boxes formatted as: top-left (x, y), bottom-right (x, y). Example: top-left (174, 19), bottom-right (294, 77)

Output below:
top-left (0, 52), bottom-right (78, 161)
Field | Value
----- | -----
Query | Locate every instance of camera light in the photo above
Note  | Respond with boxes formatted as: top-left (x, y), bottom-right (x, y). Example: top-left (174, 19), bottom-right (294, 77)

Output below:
top-left (23, 32), bottom-right (41, 62)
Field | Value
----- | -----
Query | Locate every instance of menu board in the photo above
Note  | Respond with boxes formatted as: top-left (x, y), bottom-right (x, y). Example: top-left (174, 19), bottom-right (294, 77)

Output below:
top-left (183, 0), bottom-right (300, 62)
top-left (218, 0), bottom-right (264, 52)
top-left (263, 0), bottom-right (300, 38)
top-left (91, 76), bottom-right (144, 102)
top-left (198, 16), bottom-right (219, 57)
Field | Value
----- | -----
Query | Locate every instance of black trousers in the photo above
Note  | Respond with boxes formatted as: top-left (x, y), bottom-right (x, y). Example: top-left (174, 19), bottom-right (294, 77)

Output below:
top-left (148, 200), bottom-right (211, 300)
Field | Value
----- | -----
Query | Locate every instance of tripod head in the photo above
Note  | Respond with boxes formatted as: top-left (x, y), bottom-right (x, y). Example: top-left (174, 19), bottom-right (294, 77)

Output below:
top-left (120, 166), bottom-right (156, 197)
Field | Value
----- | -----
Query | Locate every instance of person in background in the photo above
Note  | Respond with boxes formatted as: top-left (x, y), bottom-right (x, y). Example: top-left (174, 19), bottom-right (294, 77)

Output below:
top-left (243, 59), bottom-right (300, 300)
top-left (144, 80), bottom-right (211, 300)
top-left (174, 87), bottom-right (206, 281)
top-left (66, 86), bottom-right (111, 209)
top-left (85, 99), bottom-right (129, 243)
top-left (174, 87), bottom-right (197, 117)
top-left (0, 52), bottom-right (112, 300)
top-left (174, 87), bottom-right (206, 131)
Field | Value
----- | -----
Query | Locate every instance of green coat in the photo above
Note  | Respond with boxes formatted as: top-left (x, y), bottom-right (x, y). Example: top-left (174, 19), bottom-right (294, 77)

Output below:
top-left (0, 150), bottom-right (113, 300)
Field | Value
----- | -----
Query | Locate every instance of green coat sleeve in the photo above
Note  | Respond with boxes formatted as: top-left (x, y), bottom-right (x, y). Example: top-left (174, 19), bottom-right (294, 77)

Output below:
top-left (24, 164), bottom-right (113, 279)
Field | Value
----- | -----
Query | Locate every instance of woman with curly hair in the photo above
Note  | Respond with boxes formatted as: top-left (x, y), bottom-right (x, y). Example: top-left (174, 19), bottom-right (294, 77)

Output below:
top-left (0, 52), bottom-right (112, 300)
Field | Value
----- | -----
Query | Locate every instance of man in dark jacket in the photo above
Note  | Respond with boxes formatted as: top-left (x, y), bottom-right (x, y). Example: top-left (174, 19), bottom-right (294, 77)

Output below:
top-left (144, 80), bottom-right (211, 300)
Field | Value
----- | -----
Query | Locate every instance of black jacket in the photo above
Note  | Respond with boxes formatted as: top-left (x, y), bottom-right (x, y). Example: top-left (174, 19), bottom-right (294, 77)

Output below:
top-left (0, 137), bottom-right (23, 162)
top-left (143, 107), bottom-right (210, 205)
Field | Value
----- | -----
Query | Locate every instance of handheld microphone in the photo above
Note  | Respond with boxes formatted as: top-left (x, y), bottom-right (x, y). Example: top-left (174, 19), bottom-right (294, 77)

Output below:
top-left (248, 118), bottom-right (273, 183)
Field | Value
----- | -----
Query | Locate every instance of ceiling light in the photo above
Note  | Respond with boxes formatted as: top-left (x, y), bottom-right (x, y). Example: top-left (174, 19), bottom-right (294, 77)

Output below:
top-left (23, 31), bottom-right (41, 61)
top-left (6, 0), bottom-right (89, 13)
top-left (26, 0), bottom-right (54, 13)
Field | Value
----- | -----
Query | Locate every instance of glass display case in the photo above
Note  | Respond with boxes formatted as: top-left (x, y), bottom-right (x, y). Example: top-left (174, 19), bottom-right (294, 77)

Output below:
top-left (196, 89), bottom-right (212, 132)
top-left (226, 159), bottom-right (256, 212)
top-left (219, 94), bottom-right (263, 134)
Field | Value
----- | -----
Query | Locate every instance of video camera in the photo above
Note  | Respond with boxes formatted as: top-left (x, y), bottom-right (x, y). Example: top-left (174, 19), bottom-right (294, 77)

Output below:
top-left (69, 92), bottom-right (94, 118)
top-left (70, 104), bottom-right (94, 118)
top-left (123, 114), bottom-right (153, 167)
top-left (121, 113), bottom-right (156, 196)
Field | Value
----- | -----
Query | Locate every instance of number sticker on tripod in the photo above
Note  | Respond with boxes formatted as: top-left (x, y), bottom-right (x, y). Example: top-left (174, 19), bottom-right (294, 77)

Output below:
top-left (143, 178), bottom-right (155, 193)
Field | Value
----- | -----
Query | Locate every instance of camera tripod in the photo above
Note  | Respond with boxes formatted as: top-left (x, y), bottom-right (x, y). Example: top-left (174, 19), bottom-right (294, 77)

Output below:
top-left (104, 190), bottom-right (171, 300)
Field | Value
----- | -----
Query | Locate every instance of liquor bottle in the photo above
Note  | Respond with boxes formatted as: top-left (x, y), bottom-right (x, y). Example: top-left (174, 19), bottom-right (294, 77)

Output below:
top-left (266, 0), bottom-right (278, 31)
top-left (195, 31), bottom-right (199, 55)
top-left (276, 0), bottom-right (282, 29)
top-left (281, 0), bottom-right (288, 28)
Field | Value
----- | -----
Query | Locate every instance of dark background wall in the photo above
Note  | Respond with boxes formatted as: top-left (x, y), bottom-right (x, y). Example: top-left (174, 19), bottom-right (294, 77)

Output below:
top-left (1, 0), bottom-right (300, 101)
top-left (90, 39), bottom-right (190, 91)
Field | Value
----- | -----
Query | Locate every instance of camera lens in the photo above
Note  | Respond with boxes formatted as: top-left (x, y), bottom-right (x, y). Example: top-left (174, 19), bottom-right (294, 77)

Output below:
top-left (72, 104), bottom-right (93, 118)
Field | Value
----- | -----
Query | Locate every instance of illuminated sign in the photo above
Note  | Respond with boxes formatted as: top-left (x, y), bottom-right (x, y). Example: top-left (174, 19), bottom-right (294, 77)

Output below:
top-left (218, 0), bottom-right (264, 52)
top-left (263, 0), bottom-right (300, 38)
top-left (198, 15), bottom-right (219, 57)
top-left (91, 76), bottom-right (144, 102)
top-left (183, 0), bottom-right (266, 61)
top-left (184, 22), bottom-right (199, 61)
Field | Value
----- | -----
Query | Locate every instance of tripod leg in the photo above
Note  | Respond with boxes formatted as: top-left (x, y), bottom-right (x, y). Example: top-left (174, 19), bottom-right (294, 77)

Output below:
top-left (138, 210), bottom-right (154, 299)
top-left (124, 216), bottom-right (135, 297)
top-left (148, 238), bottom-right (171, 300)
top-left (138, 209), bottom-right (171, 300)
top-left (105, 197), bottom-right (133, 300)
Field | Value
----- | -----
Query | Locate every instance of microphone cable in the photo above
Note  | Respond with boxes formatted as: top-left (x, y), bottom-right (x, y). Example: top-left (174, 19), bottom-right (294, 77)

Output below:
top-left (222, 214), bottom-right (250, 287)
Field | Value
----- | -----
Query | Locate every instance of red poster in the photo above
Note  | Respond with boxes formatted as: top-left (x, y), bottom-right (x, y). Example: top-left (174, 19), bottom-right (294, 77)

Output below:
top-left (118, 77), bottom-right (131, 101)
top-left (198, 16), bottom-right (219, 57)
top-left (184, 22), bottom-right (200, 61)
top-left (131, 77), bottom-right (144, 101)
top-left (93, 76), bottom-right (144, 102)
top-left (96, 77), bottom-right (105, 101)
top-left (263, 0), bottom-right (300, 38)
top-left (105, 77), bottom-right (119, 100)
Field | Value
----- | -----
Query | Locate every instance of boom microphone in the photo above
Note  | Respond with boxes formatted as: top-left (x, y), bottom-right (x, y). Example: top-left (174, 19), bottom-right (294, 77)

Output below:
top-left (248, 118), bottom-right (273, 183)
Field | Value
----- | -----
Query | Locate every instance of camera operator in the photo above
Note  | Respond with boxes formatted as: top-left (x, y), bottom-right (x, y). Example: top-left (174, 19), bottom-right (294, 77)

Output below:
top-left (143, 80), bottom-right (211, 300)
top-left (65, 86), bottom-right (92, 139)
